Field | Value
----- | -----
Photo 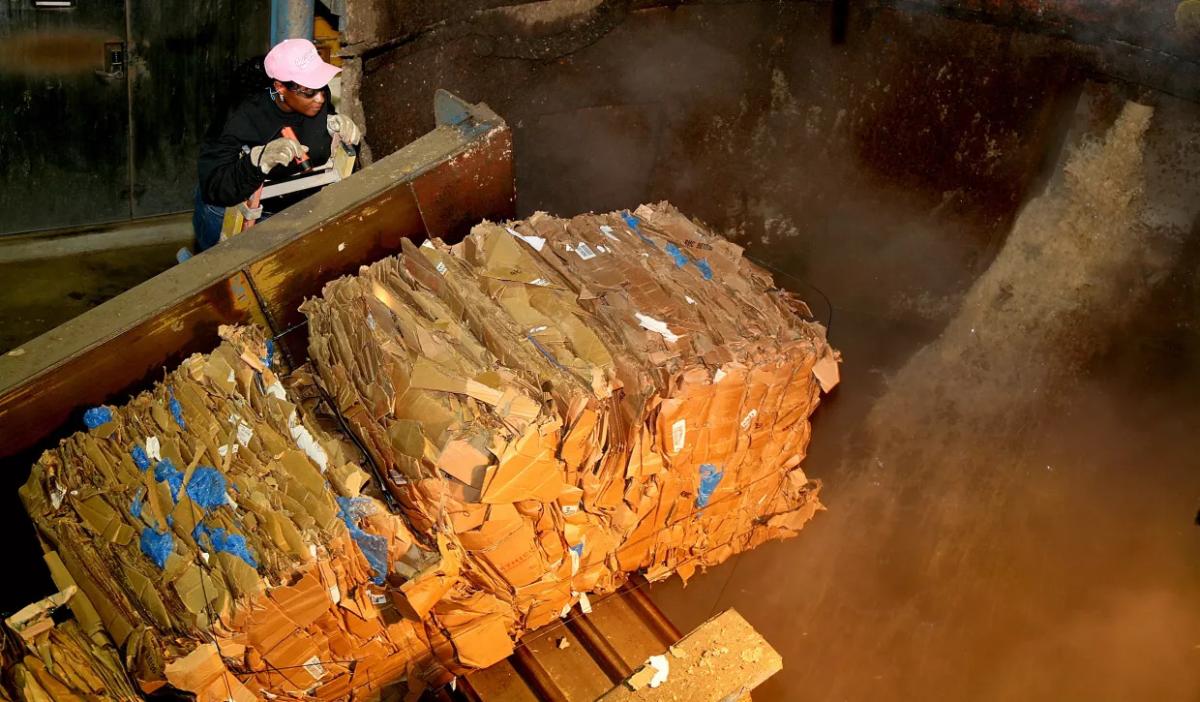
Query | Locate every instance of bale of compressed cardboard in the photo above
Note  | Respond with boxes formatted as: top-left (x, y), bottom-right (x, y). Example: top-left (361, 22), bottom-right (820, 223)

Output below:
top-left (17, 202), bottom-right (834, 698)
top-left (18, 326), bottom-right (438, 701)
top-left (1, 588), bottom-right (140, 702)
top-left (302, 202), bottom-right (835, 673)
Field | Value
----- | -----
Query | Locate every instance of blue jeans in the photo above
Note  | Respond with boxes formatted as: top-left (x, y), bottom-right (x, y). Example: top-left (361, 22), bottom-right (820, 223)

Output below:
top-left (192, 188), bottom-right (226, 253)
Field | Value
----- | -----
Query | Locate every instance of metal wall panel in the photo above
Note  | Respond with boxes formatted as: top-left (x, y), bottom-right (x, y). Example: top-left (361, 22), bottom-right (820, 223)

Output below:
top-left (0, 1), bottom-right (130, 234)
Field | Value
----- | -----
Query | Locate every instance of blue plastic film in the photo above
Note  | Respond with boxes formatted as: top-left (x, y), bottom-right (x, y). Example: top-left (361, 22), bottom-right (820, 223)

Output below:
top-left (186, 466), bottom-right (227, 511)
top-left (154, 458), bottom-right (184, 502)
top-left (168, 392), bottom-right (186, 429)
top-left (83, 406), bottom-right (112, 429)
top-left (139, 528), bottom-right (174, 569)
top-left (696, 463), bottom-right (725, 508)
top-left (664, 242), bottom-right (689, 268)
top-left (193, 523), bottom-right (258, 569)
top-left (130, 445), bottom-right (150, 471)
top-left (337, 496), bottom-right (388, 585)
top-left (263, 339), bottom-right (276, 367)
top-left (694, 258), bottom-right (714, 281)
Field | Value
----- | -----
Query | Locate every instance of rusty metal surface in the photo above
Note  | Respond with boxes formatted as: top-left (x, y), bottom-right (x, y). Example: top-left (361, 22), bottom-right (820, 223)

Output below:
top-left (465, 583), bottom-right (686, 702)
top-left (245, 173), bottom-right (426, 362)
top-left (0, 93), bottom-right (514, 460)
top-left (0, 272), bottom-right (266, 462)
top-left (411, 106), bottom-right (516, 240)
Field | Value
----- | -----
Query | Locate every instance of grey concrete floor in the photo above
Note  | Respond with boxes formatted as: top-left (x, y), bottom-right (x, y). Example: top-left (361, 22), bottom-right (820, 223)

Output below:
top-left (648, 97), bottom-right (1200, 700)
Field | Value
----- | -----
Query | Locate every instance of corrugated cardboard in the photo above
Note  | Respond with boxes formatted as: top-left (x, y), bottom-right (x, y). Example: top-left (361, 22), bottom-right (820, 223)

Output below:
top-left (0, 590), bottom-right (140, 702)
top-left (302, 202), bottom-right (834, 676)
top-left (20, 326), bottom-right (435, 700)
top-left (17, 202), bottom-right (835, 698)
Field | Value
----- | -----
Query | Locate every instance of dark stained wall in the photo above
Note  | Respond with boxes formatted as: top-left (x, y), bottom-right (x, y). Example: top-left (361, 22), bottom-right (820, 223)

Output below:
top-left (349, 2), bottom-right (1099, 320)
top-left (0, 2), bottom-right (131, 234)
top-left (0, 0), bottom-right (269, 235)
top-left (129, 0), bottom-right (270, 218)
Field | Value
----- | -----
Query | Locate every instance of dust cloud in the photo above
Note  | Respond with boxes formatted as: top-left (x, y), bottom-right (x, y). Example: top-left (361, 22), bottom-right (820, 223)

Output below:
top-left (870, 101), bottom-right (1158, 430)
top-left (817, 99), bottom-right (1200, 700)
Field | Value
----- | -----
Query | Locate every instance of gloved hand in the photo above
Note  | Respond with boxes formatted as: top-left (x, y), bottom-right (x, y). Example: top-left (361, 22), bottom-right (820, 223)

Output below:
top-left (326, 114), bottom-right (363, 145)
top-left (250, 137), bottom-right (308, 174)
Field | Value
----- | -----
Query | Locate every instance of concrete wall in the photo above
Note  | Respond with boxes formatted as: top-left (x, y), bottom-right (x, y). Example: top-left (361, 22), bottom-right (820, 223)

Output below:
top-left (346, 2), bottom-right (1119, 330)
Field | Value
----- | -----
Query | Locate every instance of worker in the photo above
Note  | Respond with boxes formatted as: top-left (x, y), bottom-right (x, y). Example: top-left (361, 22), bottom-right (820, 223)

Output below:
top-left (192, 38), bottom-right (363, 252)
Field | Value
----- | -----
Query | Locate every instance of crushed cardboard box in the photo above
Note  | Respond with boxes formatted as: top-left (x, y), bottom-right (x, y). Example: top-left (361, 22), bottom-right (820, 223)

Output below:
top-left (17, 203), bottom-right (835, 699)
top-left (20, 326), bottom-right (439, 701)
top-left (0, 588), bottom-right (139, 701)
top-left (302, 202), bottom-right (834, 673)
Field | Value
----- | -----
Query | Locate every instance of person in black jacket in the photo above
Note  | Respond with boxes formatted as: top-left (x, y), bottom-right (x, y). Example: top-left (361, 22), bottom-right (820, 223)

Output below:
top-left (193, 38), bottom-right (362, 252)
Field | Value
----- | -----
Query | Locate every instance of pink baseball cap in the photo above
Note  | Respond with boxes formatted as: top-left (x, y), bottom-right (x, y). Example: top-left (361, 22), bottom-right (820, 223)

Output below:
top-left (264, 38), bottom-right (340, 89)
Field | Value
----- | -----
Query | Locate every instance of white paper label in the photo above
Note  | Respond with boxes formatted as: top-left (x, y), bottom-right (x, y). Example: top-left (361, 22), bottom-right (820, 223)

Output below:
top-left (712, 368), bottom-right (727, 384)
top-left (329, 586), bottom-right (341, 604)
top-left (217, 444), bottom-right (239, 457)
top-left (671, 419), bottom-right (686, 453)
top-left (435, 261), bottom-right (448, 275)
top-left (507, 226), bottom-right (546, 252)
top-left (369, 592), bottom-right (388, 605)
top-left (265, 380), bottom-right (287, 400)
top-left (635, 313), bottom-right (681, 344)
top-left (145, 436), bottom-right (162, 462)
top-left (575, 242), bottom-right (597, 260)
top-left (561, 504), bottom-right (579, 516)
top-left (685, 295), bottom-right (696, 305)
top-left (578, 591), bottom-right (593, 614)
top-left (530, 278), bottom-right (550, 287)
top-left (560, 603), bottom-right (572, 619)
top-left (596, 245), bottom-right (608, 253)
top-left (528, 325), bottom-right (549, 334)
top-left (303, 656), bottom-right (326, 680)
top-left (289, 411), bottom-right (329, 471)
top-left (599, 224), bottom-right (619, 241)
top-left (236, 422), bottom-right (253, 447)
top-left (366, 313), bottom-right (377, 330)
top-left (741, 409), bottom-right (758, 431)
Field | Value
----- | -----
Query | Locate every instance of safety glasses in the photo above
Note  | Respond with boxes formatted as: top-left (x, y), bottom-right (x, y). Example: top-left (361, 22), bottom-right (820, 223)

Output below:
top-left (287, 83), bottom-right (321, 99)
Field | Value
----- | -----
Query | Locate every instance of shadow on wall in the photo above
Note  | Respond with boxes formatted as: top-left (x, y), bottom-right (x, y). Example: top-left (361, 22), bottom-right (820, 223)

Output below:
top-left (350, 2), bottom-right (1102, 340)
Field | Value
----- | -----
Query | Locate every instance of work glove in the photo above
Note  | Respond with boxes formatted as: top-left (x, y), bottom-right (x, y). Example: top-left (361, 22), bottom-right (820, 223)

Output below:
top-left (250, 137), bottom-right (308, 174)
top-left (326, 114), bottom-right (363, 146)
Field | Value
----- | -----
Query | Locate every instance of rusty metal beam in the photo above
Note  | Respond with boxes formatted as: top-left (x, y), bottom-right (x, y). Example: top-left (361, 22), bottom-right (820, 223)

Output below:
top-left (564, 613), bottom-right (633, 684)
top-left (0, 91), bottom-right (514, 460)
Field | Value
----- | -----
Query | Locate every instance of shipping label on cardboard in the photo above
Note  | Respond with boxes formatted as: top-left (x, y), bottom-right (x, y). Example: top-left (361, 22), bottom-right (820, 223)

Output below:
top-left (671, 419), bottom-right (686, 453)
top-left (575, 242), bottom-right (597, 261)
top-left (740, 409), bottom-right (758, 431)
top-left (303, 656), bottom-right (326, 681)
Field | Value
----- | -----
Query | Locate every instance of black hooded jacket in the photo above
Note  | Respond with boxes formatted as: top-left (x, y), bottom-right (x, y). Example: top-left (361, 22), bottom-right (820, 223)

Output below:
top-left (197, 88), bottom-right (334, 210)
